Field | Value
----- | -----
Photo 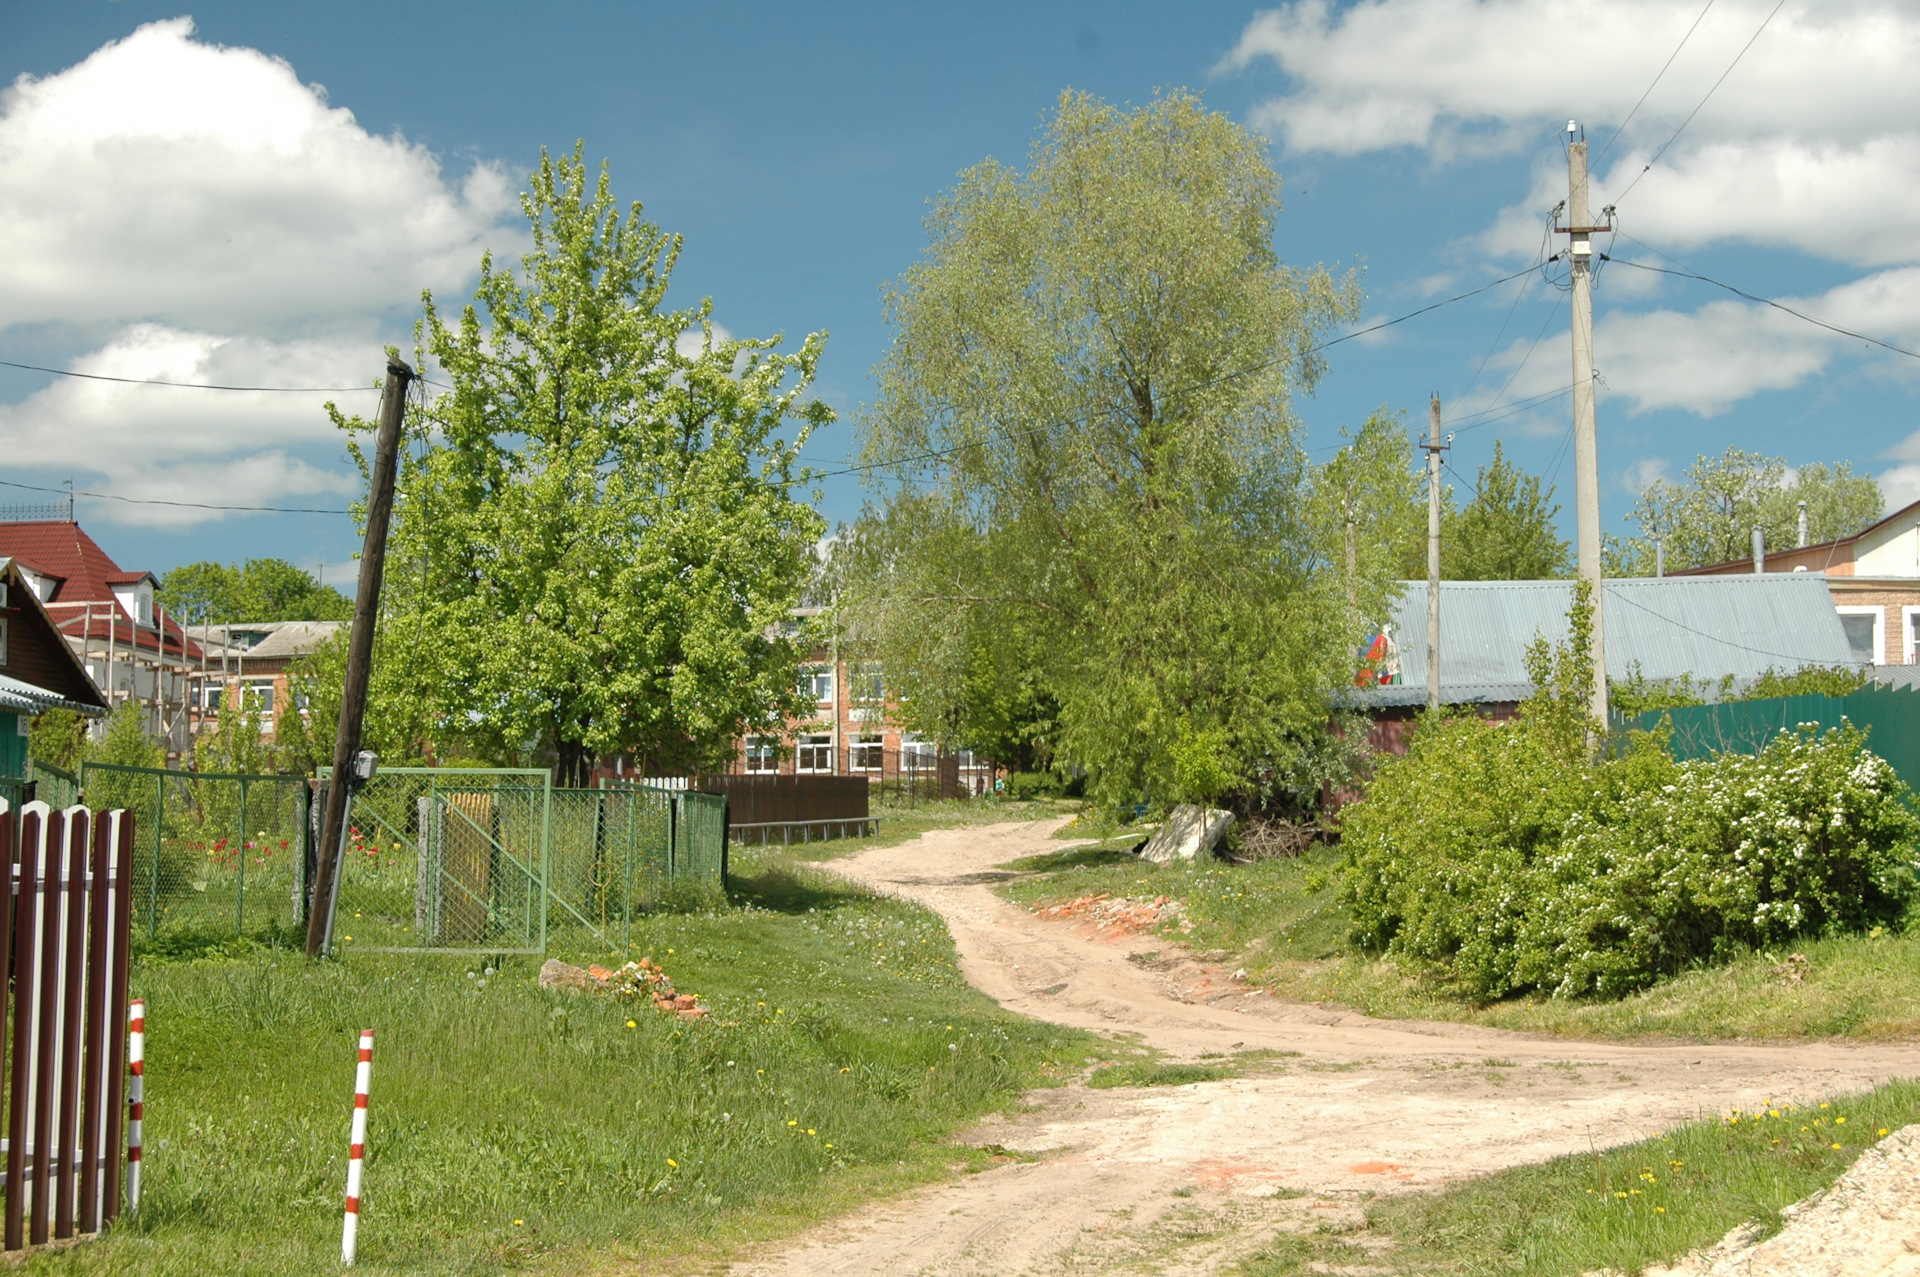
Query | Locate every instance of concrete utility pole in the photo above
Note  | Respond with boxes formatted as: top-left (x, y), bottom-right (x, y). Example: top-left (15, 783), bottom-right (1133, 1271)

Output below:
top-left (306, 357), bottom-right (413, 959)
top-left (1422, 397), bottom-right (1449, 713)
top-left (1558, 121), bottom-right (1610, 726)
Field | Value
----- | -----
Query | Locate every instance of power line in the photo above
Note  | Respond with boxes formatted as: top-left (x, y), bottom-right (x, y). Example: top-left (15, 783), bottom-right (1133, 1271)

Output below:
top-left (1602, 256), bottom-right (1920, 361)
top-left (0, 476), bottom-right (352, 516)
top-left (1612, 0), bottom-right (1787, 207)
top-left (1592, 0), bottom-right (1718, 171)
top-left (816, 259), bottom-right (1554, 481)
top-left (0, 358), bottom-right (379, 394)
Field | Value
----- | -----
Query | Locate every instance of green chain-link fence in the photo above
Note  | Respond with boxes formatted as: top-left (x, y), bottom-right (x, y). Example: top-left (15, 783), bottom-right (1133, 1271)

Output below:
top-left (79, 761), bottom-right (310, 940)
top-left (328, 770), bottom-right (728, 956)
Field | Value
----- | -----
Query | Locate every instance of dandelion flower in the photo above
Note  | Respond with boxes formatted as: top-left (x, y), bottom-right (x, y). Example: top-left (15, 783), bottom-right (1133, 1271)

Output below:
top-left (627, 1020), bottom-right (638, 1028)
top-left (514, 1220), bottom-right (523, 1226)
top-left (667, 1158), bottom-right (678, 1168)
top-left (1880, 1128), bottom-right (1891, 1137)
top-left (806, 1129), bottom-right (815, 1136)
top-left (788, 1120), bottom-right (797, 1127)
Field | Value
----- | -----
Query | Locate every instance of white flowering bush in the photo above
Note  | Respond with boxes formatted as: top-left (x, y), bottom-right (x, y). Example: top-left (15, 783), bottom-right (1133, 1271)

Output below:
top-left (1341, 585), bottom-right (1919, 1000)
top-left (1343, 720), bottom-right (1920, 1001)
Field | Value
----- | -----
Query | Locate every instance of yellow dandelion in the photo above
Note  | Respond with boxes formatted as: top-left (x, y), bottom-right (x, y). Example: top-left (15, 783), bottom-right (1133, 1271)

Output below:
top-left (627, 1020), bottom-right (637, 1028)
top-left (1880, 1128), bottom-right (1891, 1137)
top-left (514, 1219), bottom-right (524, 1226)
top-left (667, 1158), bottom-right (678, 1168)
top-left (806, 1129), bottom-right (816, 1136)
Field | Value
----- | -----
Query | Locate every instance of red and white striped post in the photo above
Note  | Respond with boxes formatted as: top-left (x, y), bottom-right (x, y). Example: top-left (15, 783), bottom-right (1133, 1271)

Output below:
top-left (341, 1029), bottom-right (373, 1266)
top-left (126, 999), bottom-right (145, 1212)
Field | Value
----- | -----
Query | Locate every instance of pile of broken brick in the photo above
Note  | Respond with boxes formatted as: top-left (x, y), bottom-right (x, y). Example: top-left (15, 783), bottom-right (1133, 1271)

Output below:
top-left (538, 956), bottom-right (709, 1019)
top-left (1033, 893), bottom-right (1185, 939)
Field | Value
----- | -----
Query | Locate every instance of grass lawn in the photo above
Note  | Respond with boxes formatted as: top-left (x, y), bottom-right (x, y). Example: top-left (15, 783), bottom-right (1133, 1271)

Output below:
top-left (1239, 1080), bottom-right (1920, 1275)
top-left (998, 842), bottom-right (1920, 1042)
top-left (36, 846), bottom-right (1099, 1276)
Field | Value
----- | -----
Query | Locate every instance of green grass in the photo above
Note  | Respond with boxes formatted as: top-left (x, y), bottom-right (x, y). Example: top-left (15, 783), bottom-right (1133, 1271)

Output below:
top-left (1238, 1080), bottom-right (1920, 1275)
top-left (36, 847), bottom-right (1099, 1276)
top-left (998, 843), bottom-right (1920, 1042)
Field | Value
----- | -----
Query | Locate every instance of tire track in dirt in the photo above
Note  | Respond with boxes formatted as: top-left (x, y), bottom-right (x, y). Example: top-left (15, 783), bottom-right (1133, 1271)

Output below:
top-left (730, 819), bottom-right (1920, 1276)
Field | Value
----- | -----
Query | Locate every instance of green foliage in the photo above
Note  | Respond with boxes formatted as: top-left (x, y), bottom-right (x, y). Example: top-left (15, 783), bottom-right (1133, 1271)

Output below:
top-left (1610, 447), bottom-right (1883, 575)
top-left (27, 706), bottom-right (87, 771)
top-left (1445, 439), bottom-right (1571, 579)
top-left (1611, 663), bottom-right (1870, 719)
top-left (1002, 771), bottom-right (1063, 801)
top-left (191, 691), bottom-right (278, 775)
top-left (1310, 409), bottom-right (1432, 582)
top-left (839, 90), bottom-right (1364, 809)
top-left (1341, 585), bottom-right (1920, 1001)
top-left (156, 559), bottom-right (351, 625)
top-left (337, 145), bottom-right (828, 783)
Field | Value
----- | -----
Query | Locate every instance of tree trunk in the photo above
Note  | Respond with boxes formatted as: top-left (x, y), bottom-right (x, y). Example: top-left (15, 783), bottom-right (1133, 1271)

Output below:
top-left (556, 739), bottom-right (594, 790)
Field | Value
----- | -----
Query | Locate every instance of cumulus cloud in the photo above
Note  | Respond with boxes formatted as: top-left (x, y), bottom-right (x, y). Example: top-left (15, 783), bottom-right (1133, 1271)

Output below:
top-left (0, 18), bottom-right (515, 332)
top-left (0, 324), bottom-right (381, 526)
top-left (1226, 1), bottom-right (1920, 420)
top-left (0, 18), bottom-right (524, 525)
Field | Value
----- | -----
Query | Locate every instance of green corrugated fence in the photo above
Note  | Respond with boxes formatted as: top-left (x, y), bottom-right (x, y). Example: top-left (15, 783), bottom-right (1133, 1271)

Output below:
top-left (1618, 683), bottom-right (1920, 788)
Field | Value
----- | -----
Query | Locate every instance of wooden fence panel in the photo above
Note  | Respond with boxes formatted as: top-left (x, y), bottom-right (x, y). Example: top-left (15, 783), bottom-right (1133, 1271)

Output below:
top-left (0, 801), bottom-right (135, 1250)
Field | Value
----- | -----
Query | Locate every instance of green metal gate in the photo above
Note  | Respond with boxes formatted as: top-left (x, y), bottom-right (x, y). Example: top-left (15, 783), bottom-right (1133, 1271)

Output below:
top-left (328, 770), bottom-right (727, 955)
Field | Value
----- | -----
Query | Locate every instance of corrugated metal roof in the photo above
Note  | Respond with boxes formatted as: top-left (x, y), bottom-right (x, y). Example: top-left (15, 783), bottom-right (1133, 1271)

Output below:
top-left (1354, 575), bottom-right (1857, 708)
top-left (0, 673), bottom-right (102, 716)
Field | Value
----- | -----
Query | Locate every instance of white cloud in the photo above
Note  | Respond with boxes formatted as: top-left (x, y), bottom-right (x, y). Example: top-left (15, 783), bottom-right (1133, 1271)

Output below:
top-left (0, 324), bottom-right (378, 526)
top-left (0, 18), bottom-right (516, 331)
top-left (0, 19), bottom-right (529, 526)
top-left (1231, 3), bottom-right (1920, 271)
top-left (1622, 456), bottom-right (1671, 493)
top-left (1876, 463), bottom-right (1920, 510)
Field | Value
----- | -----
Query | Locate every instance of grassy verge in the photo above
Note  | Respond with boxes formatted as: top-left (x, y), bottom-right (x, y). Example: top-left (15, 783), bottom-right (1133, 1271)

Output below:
top-left (39, 849), bottom-right (1099, 1276)
top-left (997, 844), bottom-right (1920, 1042)
top-left (1239, 1080), bottom-right (1920, 1275)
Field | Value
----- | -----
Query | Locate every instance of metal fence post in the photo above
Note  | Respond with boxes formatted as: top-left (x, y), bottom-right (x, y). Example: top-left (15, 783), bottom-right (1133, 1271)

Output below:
top-left (150, 773), bottom-right (163, 939)
top-left (538, 771), bottom-right (551, 955)
top-left (236, 778), bottom-right (249, 936)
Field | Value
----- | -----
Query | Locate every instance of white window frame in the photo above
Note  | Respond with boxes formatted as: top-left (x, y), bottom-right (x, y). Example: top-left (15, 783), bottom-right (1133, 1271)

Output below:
top-left (796, 733), bottom-right (833, 773)
top-left (1904, 606), bottom-right (1920, 665)
top-left (744, 736), bottom-right (780, 773)
top-left (1837, 605), bottom-right (1886, 665)
top-left (848, 733), bottom-right (884, 772)
top-left (799, 665), bottom-right (834, 705)
top-left (900, 733), bottom-right (937, 770)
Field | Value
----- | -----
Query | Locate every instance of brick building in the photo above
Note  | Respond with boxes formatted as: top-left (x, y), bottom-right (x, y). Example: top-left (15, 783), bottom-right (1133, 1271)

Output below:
top-left (1672, 497), bottom-right (1920, 666)
top-left (183, 621), bottom-right (344, 741)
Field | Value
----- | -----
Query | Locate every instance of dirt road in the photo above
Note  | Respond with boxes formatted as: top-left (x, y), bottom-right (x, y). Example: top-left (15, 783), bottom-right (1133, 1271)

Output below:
top-left (731, 819), bottom-right (1920, 1276)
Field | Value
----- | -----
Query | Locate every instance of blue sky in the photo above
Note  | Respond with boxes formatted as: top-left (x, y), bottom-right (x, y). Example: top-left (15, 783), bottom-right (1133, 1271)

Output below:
top-left (4, 1), bottom-right (1918, 583)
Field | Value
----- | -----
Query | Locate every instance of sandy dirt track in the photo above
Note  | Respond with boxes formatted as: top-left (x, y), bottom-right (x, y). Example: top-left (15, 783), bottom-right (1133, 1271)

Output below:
top-left (729, 819), bottom-right (1920, 1276)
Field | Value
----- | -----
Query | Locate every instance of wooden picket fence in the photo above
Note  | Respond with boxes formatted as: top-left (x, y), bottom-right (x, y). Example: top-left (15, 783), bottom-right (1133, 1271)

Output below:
top-left (0, 801), bottom-right (135, 1250)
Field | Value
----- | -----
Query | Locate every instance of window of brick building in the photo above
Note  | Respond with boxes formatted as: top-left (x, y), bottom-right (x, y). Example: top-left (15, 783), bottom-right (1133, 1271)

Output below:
top-left (796, 734), bottom-right (833, 772)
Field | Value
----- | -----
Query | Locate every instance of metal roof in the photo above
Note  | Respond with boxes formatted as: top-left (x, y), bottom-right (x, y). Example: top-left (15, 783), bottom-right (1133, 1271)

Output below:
top-left (0, 673), bottom-right (103, 716)
top-left (1353, 575), bottom-right (1857, 708)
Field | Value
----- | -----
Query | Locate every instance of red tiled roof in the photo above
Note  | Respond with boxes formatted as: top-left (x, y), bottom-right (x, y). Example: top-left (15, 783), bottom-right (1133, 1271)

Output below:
top-left (0, 521), bottom-right (154, 601)
top-left (0, 521), bottom-right (198, 660)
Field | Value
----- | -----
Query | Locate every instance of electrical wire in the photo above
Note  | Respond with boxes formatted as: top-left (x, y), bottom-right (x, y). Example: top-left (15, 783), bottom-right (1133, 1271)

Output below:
top-left (815, 259), bottom-right (1555, 482)
top-left (0, 476), bottom-right (352, 516)
top-left (1592, 0), bottom-right (1718, 172)
top-left (1612, 0), bottom-right (1787, 207)
top-left (1602, 256), bottom-right (1920, 361)
top-left (0, 358), bottom-right (379, 394)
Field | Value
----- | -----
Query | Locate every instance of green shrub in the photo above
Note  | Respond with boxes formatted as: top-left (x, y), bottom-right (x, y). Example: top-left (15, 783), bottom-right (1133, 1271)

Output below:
top-left (1342, 581), bottom-right (1920, 1001)
top-left (1003, 771), bottom-right (1062, 800)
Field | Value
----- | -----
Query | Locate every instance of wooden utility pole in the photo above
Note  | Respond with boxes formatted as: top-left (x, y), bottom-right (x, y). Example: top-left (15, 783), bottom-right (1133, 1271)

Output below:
top-left (306, 357), bottom-right (413, 958)
top-left (1422, 397), bottom-right (1448, 713)
top-left (1557, 121), bottom-right (1610, 726)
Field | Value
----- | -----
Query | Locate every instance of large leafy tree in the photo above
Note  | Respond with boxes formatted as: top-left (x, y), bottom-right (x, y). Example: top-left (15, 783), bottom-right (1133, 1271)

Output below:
top-left (1611, 447), bottom-right (1882, 574)
top-left (333, 146), bottom-right (828, 785)
top-left (1309, 410), bottom-right (1433, 585)
top-left (839, 90), bottom-right (1362, 807)
top-left (1446, 440), bottom-right (1570, 580)
top-left (157, 559), bottom-right (352, 624)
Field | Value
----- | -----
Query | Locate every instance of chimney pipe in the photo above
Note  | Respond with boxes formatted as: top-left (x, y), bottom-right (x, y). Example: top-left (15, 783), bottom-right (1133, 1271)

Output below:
top-left (1797, 500), bottom-right (1809, 549)
top-left (1654, 538), bottom-right (1665, 579)
top-left (1752, 526), bottom-right (1766, 574)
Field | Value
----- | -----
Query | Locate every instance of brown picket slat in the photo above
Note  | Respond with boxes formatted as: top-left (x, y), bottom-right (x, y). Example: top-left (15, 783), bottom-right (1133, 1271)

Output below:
top-left (77, 811), bottom-right (111, 1236)
top-left (5, 806), bottom-right (41, 1251)
top-left (54, 810), bottom-right (90, 1239)
top-left (27, 808), bottom-right (65, 1247)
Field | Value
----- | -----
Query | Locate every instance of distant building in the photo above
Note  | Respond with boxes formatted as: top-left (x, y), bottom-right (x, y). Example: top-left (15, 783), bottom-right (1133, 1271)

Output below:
top-left (0, 557), bottom-right (110, 777)
top-left (0, 518), bottom-right (201, 758)
top-left (184, 621), bottom-right (344, 741)
top-left (1671, 497), bottom-right (1920, 667)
